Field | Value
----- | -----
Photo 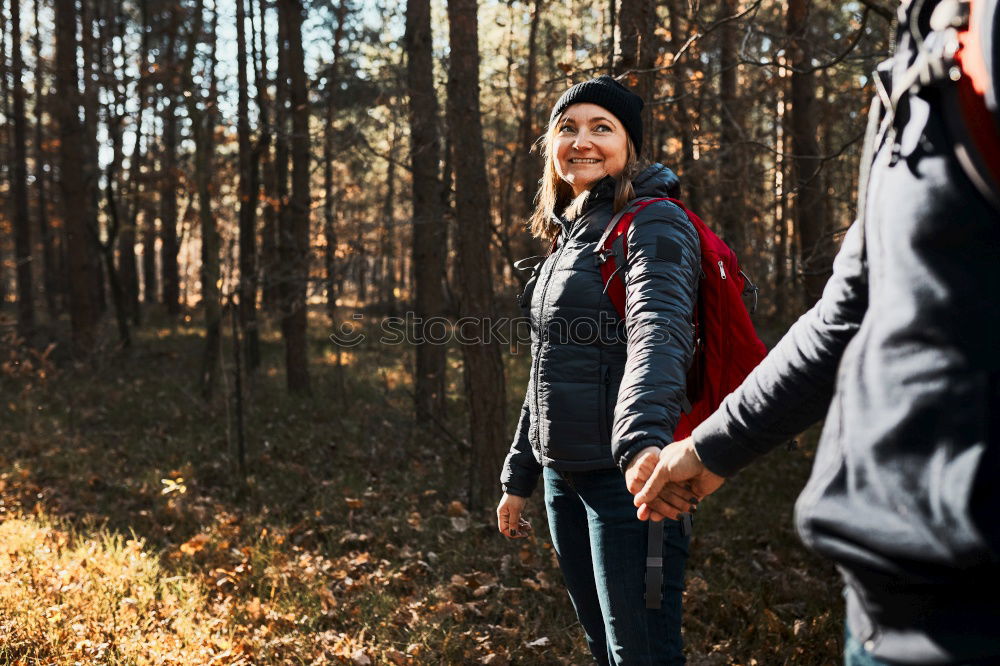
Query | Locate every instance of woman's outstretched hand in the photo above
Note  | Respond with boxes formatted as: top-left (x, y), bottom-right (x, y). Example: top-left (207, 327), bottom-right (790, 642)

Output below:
top-left (629, 438), bottom-right (726, 521)
top-left (496, 493), bottom-right (531, 538)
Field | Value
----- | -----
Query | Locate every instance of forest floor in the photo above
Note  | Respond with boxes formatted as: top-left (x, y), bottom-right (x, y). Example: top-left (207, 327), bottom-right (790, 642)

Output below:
top-left (0, 310), bottom-right (842, 665)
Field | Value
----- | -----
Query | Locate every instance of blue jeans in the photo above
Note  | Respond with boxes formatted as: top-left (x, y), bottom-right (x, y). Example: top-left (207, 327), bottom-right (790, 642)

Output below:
top-left (543, 466), bottom-right (690, 665)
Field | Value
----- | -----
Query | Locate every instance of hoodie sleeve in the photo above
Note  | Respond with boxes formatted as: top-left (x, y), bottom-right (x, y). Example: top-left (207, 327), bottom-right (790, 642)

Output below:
top-left (692, 218), bottom-right (869, 477)
top-left (612, 199), bottom-right (701, 472)
top-left (500, 387), bottom-right (542, 497)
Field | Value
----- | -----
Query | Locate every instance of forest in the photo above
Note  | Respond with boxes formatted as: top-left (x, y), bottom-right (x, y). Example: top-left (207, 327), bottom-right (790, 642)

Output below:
top-left (0, 0), bottom-right (893, 663)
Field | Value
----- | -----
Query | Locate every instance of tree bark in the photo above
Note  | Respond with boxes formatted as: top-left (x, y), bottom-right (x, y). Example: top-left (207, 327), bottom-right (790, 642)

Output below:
top-left (120, 0), bottom-right (149, 326)
top-left (257, 0), bottom-right (279, 317)
top-left (666, 0), bottom-right (697, 209)
top-left (717, 0), bottom-right (746, 254)
top-left (10, 0), bottom-right (35, 340)
top-left (615, 0), bottom-right (657, 159)
top-left (80, 0), bottom-right (106, 315)
top-left (0, 0), bottom-right (8, 310)
top-left (379, 119), bottom-right (398, 312)
top-left (406, 0), bottom-right (448, 426)
top-left (95, 0), bottom-right (131, 348)
top-left (159, 99), bottom-right (180, 315)
top-left (237, 0), bottom-right (261, 371)
top-left (446, 0), bottom-right (508, 511)
top-left (142, 195), bottom-right (158, 306)
top-left (323, 1), bottom-right (348, 327)
top-left (158, 9), bottom-right (182, 316)
top-left (178, 0), bottom-right (221, 396)
top-left (55, 0), bottom-right (99, 351)
top-left (278, 0), bottom-right (311, 394)
top-left (33, 0), bottom-right (57, 321)
top-left (261, 4), bottom-right (288, 316)
top-left (511, 0), bottom-right (541, 261)
top-left (323, 81), bottom-right (338, 326)
top-left (787, 0), bottom-right (830, 302)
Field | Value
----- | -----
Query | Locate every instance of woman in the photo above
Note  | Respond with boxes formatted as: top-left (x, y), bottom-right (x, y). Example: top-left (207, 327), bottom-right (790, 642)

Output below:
top-left (496, 75), bottom-right (701, 665)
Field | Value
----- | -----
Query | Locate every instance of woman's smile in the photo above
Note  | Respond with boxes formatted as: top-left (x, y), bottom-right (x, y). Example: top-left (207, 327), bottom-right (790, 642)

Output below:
top-left (554, 102), bottom-right (628, 196)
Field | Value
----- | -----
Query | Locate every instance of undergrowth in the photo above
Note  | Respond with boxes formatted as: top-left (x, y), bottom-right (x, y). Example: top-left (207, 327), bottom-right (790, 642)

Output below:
top-left (0, 312), bottom-right (841, 664)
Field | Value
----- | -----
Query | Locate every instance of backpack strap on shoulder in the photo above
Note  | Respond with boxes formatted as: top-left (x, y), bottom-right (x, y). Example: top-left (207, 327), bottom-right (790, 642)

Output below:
top-left (594, 197), bottom-right (668, 319)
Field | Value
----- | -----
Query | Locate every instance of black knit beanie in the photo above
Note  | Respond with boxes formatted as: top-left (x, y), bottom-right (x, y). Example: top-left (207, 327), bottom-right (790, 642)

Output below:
top-left (549, 75), bottom-right (644, 154)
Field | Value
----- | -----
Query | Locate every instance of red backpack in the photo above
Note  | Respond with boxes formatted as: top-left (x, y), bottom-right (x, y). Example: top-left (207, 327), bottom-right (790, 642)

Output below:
top-left (594, 197), bottom-right (768, 440)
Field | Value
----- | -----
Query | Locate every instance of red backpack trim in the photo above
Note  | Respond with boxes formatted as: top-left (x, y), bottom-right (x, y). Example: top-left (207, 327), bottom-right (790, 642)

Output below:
top-left (594, 197), bottom-right (768, 440)
top-left (952, 0), bottom-right (1000, 207)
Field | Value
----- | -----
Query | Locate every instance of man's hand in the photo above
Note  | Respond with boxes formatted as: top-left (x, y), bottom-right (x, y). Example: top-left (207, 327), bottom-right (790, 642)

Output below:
top-left (625, 445), bottom-right (701, 519)
top-left (633, 437), bottom-right (725, 521)
top-left (496, 493), bottom-right (531, 538)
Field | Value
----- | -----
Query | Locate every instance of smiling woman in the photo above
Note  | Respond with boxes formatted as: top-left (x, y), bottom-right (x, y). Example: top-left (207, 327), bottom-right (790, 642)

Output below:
top-left (553, 104), bottom-right (629, 197)
top-left (496, 75), bottom-right (701, 665)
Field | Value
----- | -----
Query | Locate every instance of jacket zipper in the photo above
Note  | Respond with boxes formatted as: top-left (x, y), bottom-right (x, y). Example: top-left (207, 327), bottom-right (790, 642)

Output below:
top-left (718, 260), bottom-right (727, 280)
top-left (532, 233), bottom-right (569, 447)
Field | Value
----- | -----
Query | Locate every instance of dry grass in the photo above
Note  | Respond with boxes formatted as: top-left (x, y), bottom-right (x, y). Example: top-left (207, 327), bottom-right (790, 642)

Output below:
top-left (0, 313), bottom-right (841, 664)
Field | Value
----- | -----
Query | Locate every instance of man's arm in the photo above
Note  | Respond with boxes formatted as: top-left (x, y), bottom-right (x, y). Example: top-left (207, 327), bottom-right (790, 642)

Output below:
top-left (633, 218), bottom-right (869, 516)
top-left (693, 217), bottom-right (869, 476)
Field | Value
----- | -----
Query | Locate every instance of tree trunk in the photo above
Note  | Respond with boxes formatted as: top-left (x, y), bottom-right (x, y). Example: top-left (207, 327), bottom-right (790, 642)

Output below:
top-left (323, 1), bottom-right (348, 327)
top-left (55, 0), bottom-right (99, 351)
top-left (406, 0), bottom-right (448, 425)
top-left (120, 0), bottom-right (149, 326)
top-left (717, 0), bottom-right (746, 254)
top-left (159, 94), bottom-right (180, 315)
top-left (10, 0), bottom-right (35, 340)
top-left (787, 0), bottom-right (830, 303)
top-left (0, 0), bottom-right (8, 310)
top-left (157, 9), bottom-right (182, 316)
top-left (235, 0), bottom-right (261, 371)
top-left (380, 120), bottom-right (398, 312)
top-left (667, 0), bottom-right (697, 208)
top-left (261, 4), bottom-right (288, 316)
top-left (615, 0), bottom-right (657, 159)
top-left (446, 0), bottom-right (508, 511)
top-left (96, 0), bottom-right (131, 348)
top-left (33, 0), bottom-right (57, 321)
top-left (257, 0), bottom-right (279, 317)
top-left (278, 0), bottom-right (311, 394)
top-left (323, 83), bottom-right (338, 325)
top-left (142, 194), bottom-right (158, 306)
top-left (184, 0), bottom-right (222, 400)
top-left (512, 0), bottom-right (541, 261)
top-left (80, 0), bottom-right (106, 316)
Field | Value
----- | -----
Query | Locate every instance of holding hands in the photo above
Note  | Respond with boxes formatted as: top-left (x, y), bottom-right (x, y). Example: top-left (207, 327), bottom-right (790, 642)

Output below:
top-left (625, 439), bottom-right (726, 521)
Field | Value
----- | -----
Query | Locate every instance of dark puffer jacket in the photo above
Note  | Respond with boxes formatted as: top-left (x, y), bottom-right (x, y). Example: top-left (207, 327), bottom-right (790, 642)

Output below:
top-left (501, 164), bottom-right (701, 497)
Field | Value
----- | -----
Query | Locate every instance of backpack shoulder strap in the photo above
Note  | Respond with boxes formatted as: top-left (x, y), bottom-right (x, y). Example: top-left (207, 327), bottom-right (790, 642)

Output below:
top-left (595, 197), bottom-right (671, 319)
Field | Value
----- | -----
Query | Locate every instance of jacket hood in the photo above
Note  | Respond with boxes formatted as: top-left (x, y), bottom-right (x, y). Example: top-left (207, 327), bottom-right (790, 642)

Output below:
top-left (558, 163), bottom-right (682, 231)
top-left (583, 163), bottom-right (681, 206)
top-left (632, 163), bottom-right (681, 199)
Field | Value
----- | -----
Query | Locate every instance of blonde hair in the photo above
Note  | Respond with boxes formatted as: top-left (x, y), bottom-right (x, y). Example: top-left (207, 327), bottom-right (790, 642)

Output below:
top-left (528, 113), bottom-right (643, 242)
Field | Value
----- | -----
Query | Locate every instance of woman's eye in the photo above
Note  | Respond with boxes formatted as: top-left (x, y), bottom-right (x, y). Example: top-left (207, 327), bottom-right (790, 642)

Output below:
top-left (595, 124), bottom-right (612, 132)
top-left (559, 125), bottom-right (575, 133)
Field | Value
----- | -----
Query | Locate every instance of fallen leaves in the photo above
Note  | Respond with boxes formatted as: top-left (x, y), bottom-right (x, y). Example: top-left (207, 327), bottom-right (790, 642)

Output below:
top-left (180, 533), bottom-right (210, 556)
top-left (160, 477), bottom-right (188, 495)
